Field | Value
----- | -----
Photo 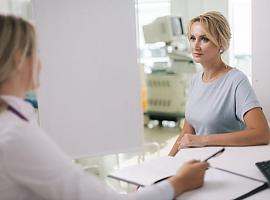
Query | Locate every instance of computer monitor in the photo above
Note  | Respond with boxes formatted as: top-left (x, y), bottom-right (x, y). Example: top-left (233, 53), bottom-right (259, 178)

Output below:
top-left (143, 16), bottom-right (184, 44)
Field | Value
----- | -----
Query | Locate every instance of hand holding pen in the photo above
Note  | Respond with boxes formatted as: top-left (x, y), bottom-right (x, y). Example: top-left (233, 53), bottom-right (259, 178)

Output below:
top-left (154, 148), bottom-right (225, 184)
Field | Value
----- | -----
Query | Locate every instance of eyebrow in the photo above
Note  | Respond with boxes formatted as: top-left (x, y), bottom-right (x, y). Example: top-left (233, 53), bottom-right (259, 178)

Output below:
top-left (190, 34), bottom-right (208, 37)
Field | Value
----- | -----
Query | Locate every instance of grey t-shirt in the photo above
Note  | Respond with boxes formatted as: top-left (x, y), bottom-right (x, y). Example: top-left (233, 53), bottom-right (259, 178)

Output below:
top-left (185, 68), bottom-right (261, 135)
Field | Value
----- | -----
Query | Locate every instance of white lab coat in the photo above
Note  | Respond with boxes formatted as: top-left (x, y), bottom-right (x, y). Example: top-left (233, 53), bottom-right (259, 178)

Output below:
top-left (0, 95), bottom-right (174, 200)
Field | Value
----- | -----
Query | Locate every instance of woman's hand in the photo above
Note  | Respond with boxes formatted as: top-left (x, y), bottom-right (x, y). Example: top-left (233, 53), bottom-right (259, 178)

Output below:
top-left (178, 134), bottom-right (206, 149)
top-left (168, 120), bottom-right (196, 156)
top-left (168, 160), bottom-right (209, 197)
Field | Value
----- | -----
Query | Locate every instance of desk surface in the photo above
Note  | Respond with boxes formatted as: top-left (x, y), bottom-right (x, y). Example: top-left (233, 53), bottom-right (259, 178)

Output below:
top-left (175, 145), bottom-right (270, 199)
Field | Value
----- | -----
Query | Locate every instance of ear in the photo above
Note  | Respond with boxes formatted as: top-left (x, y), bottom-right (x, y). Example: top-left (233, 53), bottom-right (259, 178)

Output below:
top-left (14, 50), bottom-right (24, 72)
top-left (14, 50), bottom-right (33, 72)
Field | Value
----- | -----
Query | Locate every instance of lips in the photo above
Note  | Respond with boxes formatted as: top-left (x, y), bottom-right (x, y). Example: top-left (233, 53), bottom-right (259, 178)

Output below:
top-left (193, 52), bottom-right (203, 57)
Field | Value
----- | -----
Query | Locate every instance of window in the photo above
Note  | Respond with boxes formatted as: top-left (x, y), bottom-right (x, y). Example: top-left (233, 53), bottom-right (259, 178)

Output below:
top-left (0, 0), bottom-right (32, 19)
top-left (229, 0), bottom-right (252, 81)
top-left (136, 0), bottom-right (171, 68)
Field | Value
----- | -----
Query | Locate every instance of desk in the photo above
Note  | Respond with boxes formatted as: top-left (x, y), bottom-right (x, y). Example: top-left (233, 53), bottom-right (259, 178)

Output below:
top-left (175, 145), bottom-right (270, 199)
top-left (109, 145), bottom-right (270, 199)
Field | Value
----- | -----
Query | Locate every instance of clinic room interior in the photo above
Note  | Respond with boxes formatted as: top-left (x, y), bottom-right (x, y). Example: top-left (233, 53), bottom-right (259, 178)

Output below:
top-left (1, 0), bottom-right (270, 198)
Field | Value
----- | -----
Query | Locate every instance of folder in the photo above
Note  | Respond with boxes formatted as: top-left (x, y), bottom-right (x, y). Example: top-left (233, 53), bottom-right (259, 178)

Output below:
top-left (108, 147), bottom-right (268, 200)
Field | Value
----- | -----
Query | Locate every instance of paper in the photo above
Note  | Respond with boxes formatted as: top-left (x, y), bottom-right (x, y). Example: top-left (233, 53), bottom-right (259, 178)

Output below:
top-left (177, 168), bottom-right (265, 200)
top-left (108, 147), bottom-right (268, 199)
top-left (108, 147), bottom-right (223, 186)
top-left (175, 147), bottom-right (226, 161)
top-left (108, 156), bottom-right (179, 186)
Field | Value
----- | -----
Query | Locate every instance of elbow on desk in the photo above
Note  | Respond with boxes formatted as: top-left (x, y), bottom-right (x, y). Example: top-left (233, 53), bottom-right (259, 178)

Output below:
top-left (248, 127), bottom-right (270, 145)
top-left (258, 129), bottom-right (270, 145)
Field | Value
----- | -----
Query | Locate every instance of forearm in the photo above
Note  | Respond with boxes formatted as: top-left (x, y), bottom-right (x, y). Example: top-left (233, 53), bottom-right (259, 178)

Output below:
top-left (202, 128), bottom-right (270, 146)
top-left (168, 137), bottom-right (181, 156)
top-left (169, 120), bottom-right (195, 156)
top-left (169, 132), bottom-right (194, 156)
top-left (168, 176), bottom-right (185, 197)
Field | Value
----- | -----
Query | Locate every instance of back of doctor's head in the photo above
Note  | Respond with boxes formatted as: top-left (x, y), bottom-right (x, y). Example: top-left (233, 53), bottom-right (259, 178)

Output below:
top-left (0, 14), bottom-right (36, 86)
top-left (188, 11), bottom-right (231, 53)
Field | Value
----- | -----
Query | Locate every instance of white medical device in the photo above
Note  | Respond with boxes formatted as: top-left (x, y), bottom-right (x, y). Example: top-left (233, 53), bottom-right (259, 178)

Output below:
top-left (143, 16), bottom-right (197, 127)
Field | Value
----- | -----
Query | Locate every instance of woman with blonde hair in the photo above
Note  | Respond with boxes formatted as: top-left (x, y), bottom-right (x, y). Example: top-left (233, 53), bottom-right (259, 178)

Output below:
top-left (169, 11), bottom-right (270, 156)
top-left (0, 14), bottom-right (208, 200)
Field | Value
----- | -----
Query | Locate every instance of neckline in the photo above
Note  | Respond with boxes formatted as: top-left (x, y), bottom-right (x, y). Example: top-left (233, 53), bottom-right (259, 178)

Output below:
top-left (200, 68), bottom-right (235, 85)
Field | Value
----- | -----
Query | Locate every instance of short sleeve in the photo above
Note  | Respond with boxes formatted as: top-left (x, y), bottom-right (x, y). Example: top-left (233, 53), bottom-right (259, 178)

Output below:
top-left (235, 77), bottom-right (261, 122)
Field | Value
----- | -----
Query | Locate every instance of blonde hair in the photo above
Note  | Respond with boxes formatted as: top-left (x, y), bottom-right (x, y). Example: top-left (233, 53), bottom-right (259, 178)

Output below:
top-left (188, 11), bottom-right (231, 52)
top-left (0, 14), bottom-right (36, 84)
top-left (0, 14), bottom-right (36, 111)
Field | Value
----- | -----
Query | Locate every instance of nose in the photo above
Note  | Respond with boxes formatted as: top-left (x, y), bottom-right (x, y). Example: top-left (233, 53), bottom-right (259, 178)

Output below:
top-left (194, 40), bottom-right (201, 51)
top-left (190, 39), bottom-right (200, 51)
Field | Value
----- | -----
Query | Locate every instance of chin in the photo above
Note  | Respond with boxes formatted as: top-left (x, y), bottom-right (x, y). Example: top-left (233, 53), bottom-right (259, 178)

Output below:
top-left (192, 57), bottom-right (202, 64)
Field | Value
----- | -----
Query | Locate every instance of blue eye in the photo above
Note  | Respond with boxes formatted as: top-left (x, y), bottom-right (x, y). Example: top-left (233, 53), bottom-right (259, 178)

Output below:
top-left (189, 36), bottom-right (195, 41)
top-left (201, 37), bottom-right (209, 42)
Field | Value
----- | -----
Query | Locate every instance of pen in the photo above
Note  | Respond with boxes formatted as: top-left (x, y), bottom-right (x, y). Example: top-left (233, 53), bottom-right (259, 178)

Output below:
top-left (153, 148), bottom-right (226, 184)
top-left (204, 147), bottom-right (225, 162)
top-left (153, 176), bottom-right (172, 184)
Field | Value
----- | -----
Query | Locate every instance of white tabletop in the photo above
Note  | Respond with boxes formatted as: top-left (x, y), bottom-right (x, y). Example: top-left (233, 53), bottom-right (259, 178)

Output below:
top-left (175, 145), bottom-right (270, 199)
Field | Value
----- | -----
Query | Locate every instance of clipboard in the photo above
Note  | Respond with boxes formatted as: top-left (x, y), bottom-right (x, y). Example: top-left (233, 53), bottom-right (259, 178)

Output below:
top-left (108, 156), bottom-right (179, 186)
top-left (176, 167), bottom-right (268, 200)
top-left (108, 147), bottom-right (269, 199)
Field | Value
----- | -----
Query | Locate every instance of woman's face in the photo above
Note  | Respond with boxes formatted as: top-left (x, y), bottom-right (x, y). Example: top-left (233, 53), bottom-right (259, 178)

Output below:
top-left (189, 22), bottom-right (220, 64)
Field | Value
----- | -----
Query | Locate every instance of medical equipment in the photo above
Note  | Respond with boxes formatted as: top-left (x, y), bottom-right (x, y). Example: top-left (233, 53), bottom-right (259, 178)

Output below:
top-left (142, 16), bottom-right (197, 127)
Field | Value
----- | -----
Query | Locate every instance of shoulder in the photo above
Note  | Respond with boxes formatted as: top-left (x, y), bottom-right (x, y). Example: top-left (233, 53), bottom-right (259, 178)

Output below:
top-left (227, 68), bottom-right (249, 84)
top-left (0, 122), bottom-right (42, 148)
top-left (190, 71), bottom-right (202, 85)
top-left (0, 123), bottom-right (42, 170)
top-left (0, 122), bottom-right (70, 167)
top-left (0, 111), bottom-right (54, 153)
top-left (192, 71), bottom-right (202, 80)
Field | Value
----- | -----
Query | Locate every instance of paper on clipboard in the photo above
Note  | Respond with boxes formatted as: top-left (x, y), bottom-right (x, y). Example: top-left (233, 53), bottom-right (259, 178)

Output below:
top-left (108, 156), bottom-right (179, 186)
top-left (177, 167), bottom-right (267, 200)
top-left (108, 147), bottom-right (223, 186)
top-left (108, 147), bottom-right (268, 199)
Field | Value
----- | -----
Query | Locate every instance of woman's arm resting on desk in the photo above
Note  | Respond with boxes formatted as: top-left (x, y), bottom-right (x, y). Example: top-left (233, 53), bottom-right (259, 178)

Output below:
top-left (168, 120), bottom-right (195, 156)
top-left (178, 108), bottom-right (270, 148)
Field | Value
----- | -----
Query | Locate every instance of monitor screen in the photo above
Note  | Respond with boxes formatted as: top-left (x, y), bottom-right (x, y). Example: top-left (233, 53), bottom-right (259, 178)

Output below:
top-left (171, 17), bottom-right (184, 36)
top-left (143, 16), bottom-right (184, 43)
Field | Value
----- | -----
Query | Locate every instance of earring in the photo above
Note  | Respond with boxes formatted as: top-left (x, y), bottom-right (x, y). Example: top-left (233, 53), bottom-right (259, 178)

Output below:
top-left (219, 48), bottom-right (224, 54)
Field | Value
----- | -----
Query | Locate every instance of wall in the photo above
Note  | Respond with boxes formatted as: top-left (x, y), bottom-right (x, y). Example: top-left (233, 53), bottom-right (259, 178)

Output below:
top-left (252, 0), bottom-right (270, 121)
top-left (170, 0), bottom-right (228, 33)
top-left (0, 1), bottom-right (9, 12)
